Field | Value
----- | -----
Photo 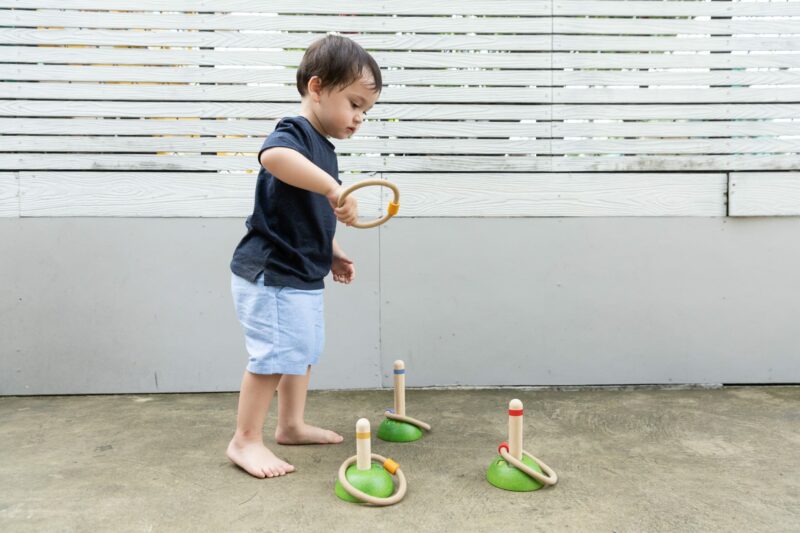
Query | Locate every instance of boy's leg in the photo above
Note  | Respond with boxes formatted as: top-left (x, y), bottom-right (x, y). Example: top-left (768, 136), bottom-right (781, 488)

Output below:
top-left (274, 365), bottom-right (344, 445)
top-left (226, 370), bottom-right (296, 478)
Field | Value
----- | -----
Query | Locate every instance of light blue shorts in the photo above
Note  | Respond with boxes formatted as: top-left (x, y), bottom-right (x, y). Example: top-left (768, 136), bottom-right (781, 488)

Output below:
top-left (231, 272), bottom-right (325, 375)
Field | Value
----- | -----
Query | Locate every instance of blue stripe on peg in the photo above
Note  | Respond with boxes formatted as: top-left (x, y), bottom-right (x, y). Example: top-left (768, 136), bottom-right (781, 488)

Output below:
top-left (394, 369), bottom-right (406, 374)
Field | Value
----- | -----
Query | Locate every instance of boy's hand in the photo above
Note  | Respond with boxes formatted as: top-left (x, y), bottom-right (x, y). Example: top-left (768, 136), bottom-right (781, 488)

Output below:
top-left (326, 185), bottom-right (359, 226)
top-left (331, 250), bottom-right (355, 284)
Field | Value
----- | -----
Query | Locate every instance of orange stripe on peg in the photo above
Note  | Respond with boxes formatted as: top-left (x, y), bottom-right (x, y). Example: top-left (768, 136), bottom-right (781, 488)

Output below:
top-left (388, 202), bottom-right (400, 216)
top-left (356, 432), bottom-right (370, 439)
top-left (383, 458), bottom-right (400, 475)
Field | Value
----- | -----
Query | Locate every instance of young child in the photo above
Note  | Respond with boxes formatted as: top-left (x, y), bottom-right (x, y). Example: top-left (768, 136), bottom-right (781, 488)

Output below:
top-left (226, 35), bottom-right (382, 479)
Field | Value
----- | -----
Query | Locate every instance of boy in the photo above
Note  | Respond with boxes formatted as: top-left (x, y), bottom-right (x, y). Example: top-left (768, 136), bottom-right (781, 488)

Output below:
top-left (226, 35), bottom-right (382, 479)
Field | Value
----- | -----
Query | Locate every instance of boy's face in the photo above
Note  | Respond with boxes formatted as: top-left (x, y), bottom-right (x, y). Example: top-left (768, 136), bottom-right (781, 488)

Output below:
top-left (310, 73), bottom-right (380, 140)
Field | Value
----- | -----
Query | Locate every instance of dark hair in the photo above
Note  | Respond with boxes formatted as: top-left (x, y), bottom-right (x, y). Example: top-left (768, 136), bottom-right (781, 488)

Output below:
top-left (296, 35), bottom-right (382, 96)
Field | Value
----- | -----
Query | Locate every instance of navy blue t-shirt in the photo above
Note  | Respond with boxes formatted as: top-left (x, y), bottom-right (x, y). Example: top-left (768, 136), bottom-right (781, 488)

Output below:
top-left (230, 116), bottom-right (340, 290)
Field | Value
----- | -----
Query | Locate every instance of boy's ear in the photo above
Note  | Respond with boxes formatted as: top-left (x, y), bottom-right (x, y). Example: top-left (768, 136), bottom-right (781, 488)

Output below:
top-left (307, 76), bottom-right (323, 102)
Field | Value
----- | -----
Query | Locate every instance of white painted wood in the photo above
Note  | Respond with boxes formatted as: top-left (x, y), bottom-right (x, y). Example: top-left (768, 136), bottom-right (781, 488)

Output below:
top-left (4, 10), bottom-right (552, 33)
top-left (385, 172), bottom-right (727, 216)
top-left (5, 83), bottom-right (800, 105)
top-left (549, 138), bottom-right (800, 155)
top-left (4, 136), bottom-right (798, 156)
top-left (0, 83), bottom-right (554, 104)
top-left (9, 46), bottom-right (800, 69)
top-left (548, 155), bottom-right (800, 173)
top-left (0, 118), bottom-right (553, 138)
top-left (3, 118), bottom-right (798, 139)
top-left (552, 1), bottom-right (800, 17)
top-left (17, 171), bottom-right (382, 217)
top-left (15, 171), bottom-right (725, 217)
top-left (553, 54), bottom-right (800, 70)
top-left (0, 29), bottom-right (559, 51)
top-left (5, 47), bottom-right (555, 69)
top-left (4, 28), bottom-right (799, 53)
top-left (550, 104), bottom-right (800, 121)
top-left (5, 154), bottom-right (800, 173)
top-left (0, 0), bottom-right (553, 16)
top-left (552, 18), bottom-right (800, 36)
top-left (0, 172), bottom-right (19, 217)
top-left (729, 172), bottom-right (800, 217)
top-left (0, 64), bottom-right (550, 87)
top-left (549, 121), bottom-right (800, 138)
top-left (551, 36), bottom-right (800, 53)
top-left (2, 137), bottom-right (550, 155)
top-left (6, 63), bottom-right (800, 88)
top-left (0, 100), bottom-right (555, 120)
top-left (6, 11), bottom-right (800, 36)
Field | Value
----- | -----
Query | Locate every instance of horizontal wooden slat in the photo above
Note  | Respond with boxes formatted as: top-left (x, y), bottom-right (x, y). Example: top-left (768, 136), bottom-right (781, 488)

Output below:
top-left (0, 83), bottom-right (554, 104)
top-left (552, 18), bottom-right (800, 36)
top-left (4, 154), bottom-right (800, 172)
top-left (5, 13), bottom-right (800, 35)
top-left (550, 36), bottom-right (800, 53)
top-left (0, 171), bottom-right (18, 217)
top-left (555, 121), bottom-right (800, 138)
top-left (0, 118), bottom-right (554, 137)
top-left (5, 47), bottom-right (555, 69)
top-left (2, 29), bottom-right (799, 52)
top-left (17, 171), bottom-right (383, 217)
top-left (5, 101), bottom-right (798, 121)
top-left (14, 170), bottom-right (727, 217)
top-left (6, 64), bottom-right (800, 88)
top-left (390, 172), bottom-right (727, 216)
top-left (0, 1), bottom-right (553, 16)
top-left (3, 117), bottom-right (797, 139)
top-left (4, 10), bottom-right (551, 33)
top-left (6, 82), bottom-right (800, 104)
top-left (0, 101), bottom-right (558, 120)
top-left (8, 46), bottom-right (800, 70)
top-left (0, 136), bottom-right (549, 155)
top-left (552, 1), bottom-right (800, 17)
top-left (550, 155), bottom-right (800, 173)
top-left (0, 29), bottom-right (559, 51)
top-left (3, 136), bottom-right (798, 156)
top-left (729, 172), bottom-right (800, 216)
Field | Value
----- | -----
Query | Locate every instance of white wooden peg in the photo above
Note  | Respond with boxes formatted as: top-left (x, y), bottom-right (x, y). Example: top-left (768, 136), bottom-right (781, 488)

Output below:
top-left (393, 360), bottom-right (406, 417)
top-left (508, 399), bottom-right (523, 461)
top-left (356, 418), bottom-right (371, 471)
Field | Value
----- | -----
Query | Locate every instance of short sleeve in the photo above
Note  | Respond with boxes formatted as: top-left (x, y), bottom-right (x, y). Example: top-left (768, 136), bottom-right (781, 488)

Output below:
top-left (258, 119), bottom-right (313, 163)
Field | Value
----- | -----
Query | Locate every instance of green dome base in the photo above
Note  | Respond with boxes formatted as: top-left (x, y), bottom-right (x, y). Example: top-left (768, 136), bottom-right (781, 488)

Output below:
top-left (335, 463), bottom-right (395, 503)
top-left (377, 418), bottom-right (424, 442)
top-left (486, 454), bottom-right (545, 492)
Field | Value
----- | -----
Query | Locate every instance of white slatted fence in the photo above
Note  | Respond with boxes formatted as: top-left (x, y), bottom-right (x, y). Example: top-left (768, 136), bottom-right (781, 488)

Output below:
top-left (0, 0), bottom-right (798, 217)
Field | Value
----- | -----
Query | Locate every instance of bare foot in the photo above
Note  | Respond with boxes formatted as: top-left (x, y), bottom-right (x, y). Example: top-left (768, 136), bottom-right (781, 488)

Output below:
top-left (275, 423), bottom-right (344, 445)
top-left (226, 437), bottom-right (296, 478)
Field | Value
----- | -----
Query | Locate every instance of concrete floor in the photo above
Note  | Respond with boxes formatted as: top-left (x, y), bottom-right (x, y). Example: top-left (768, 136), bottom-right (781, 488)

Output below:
top-left (1, 386), bottom-right (798, 533)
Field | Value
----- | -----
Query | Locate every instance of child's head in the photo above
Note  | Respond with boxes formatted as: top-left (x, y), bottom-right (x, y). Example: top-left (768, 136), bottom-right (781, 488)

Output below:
top-left (296, 35), bottom-right (382, 139)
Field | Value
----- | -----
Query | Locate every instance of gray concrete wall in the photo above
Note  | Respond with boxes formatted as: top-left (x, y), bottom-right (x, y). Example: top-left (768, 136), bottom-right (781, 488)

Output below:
top-left (2, 217), bottom-right (799, 395)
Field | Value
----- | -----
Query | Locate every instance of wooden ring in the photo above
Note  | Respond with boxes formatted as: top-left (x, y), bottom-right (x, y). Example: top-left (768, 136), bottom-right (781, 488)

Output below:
top-left (385, 411), bottom-right (432, 432)
top-left (499, 449), bottom-right (558, 486)
top-left (337, 179), bottom-right (400, 229)
top-left (337, 453), bottom-right (408, 506)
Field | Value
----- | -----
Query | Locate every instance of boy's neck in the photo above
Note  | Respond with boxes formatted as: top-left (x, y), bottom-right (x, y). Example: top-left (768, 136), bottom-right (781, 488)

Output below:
top-left (298, 101), bottom-right (330, 139)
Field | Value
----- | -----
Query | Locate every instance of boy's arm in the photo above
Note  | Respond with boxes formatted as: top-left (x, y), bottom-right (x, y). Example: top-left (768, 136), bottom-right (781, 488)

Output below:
top-left (260, 147), bottom-right (357, 225)
top-left (332, 237), bottom-right (345, 259)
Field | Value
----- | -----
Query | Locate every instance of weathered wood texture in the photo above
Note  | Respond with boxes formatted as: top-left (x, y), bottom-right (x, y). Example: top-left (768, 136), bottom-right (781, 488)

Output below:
top-left (0, 1), bottom-right (797, 217)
